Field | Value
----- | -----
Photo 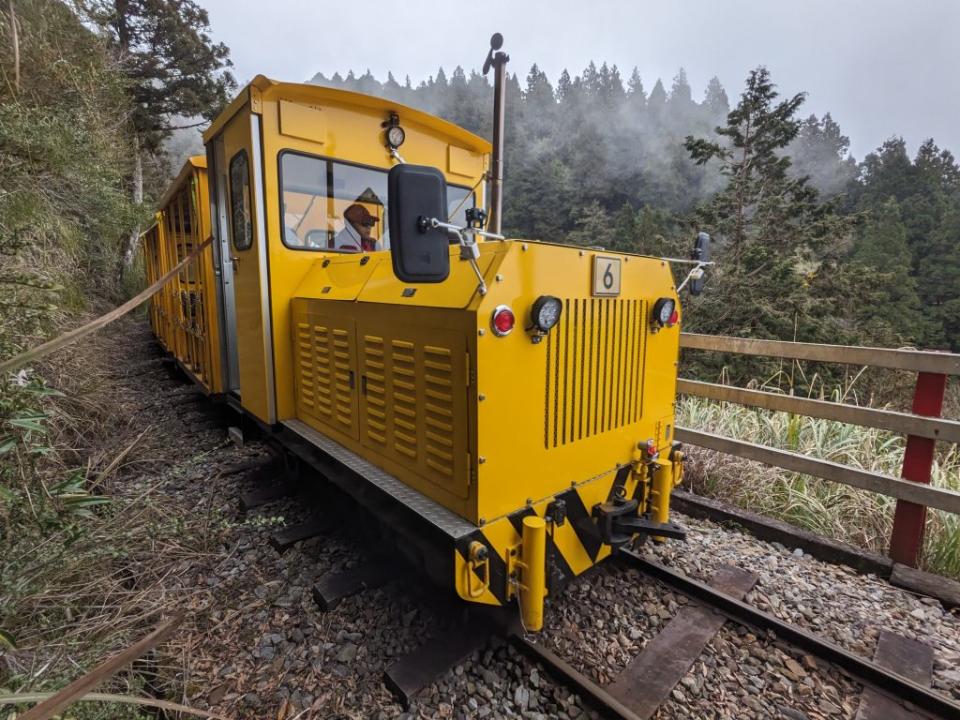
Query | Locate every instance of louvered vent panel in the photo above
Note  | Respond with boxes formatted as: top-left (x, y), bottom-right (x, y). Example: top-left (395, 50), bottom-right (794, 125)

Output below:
top-left (361, 335), bottom-right (388, 447)
top-left (296, 322), bottom-right (315, 412)
top-left (294, 314), bottom-right (357, 440)
top-left (357, 324), bottom-right (468, 500)
top-left (312, 324), bottom-right (335, 422)
top-left (331, 329), bottom-right (353, 430)
top-left (390, 339), bottom-right (419, 460)
top-left (423, 345), bottom-right (456, 478)
top-left (544, 298), bottom-right (646, 449)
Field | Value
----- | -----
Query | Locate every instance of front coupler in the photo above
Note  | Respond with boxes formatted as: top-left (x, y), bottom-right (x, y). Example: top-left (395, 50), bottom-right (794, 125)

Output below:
top-left (593, 497), bottom-right (687, 547)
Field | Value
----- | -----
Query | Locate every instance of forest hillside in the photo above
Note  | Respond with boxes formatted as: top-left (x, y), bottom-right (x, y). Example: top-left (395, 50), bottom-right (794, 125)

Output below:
top-left (310, 65), bottom-right (960, 358)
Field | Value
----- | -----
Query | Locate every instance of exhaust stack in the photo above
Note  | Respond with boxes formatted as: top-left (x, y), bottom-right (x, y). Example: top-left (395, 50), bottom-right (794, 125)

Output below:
top-left (483, 33), bottom-right (509, 235)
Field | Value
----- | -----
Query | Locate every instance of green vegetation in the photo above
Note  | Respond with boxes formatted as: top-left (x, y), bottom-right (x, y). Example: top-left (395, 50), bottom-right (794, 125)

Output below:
top-left (81, 0), bottom-right (235, 273)
top-left (683, 68), bottom-right (857, 349)
top-left (1, 1), bottom-right (233, 715)
top-left (677, 393), bottom-right (960, 579)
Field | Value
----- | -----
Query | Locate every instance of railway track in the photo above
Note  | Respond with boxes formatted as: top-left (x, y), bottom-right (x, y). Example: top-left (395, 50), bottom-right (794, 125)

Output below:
top-left (241, 448), bottom-right (960, 720)
top-left (508, 549), bottom-right (958, 720)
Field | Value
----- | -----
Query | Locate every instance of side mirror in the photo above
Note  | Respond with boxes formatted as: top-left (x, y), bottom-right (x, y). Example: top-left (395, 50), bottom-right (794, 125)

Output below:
top-left (387, 164), bottom-right (450, 283)
top-left (688, 231), bottom-right (711, 296)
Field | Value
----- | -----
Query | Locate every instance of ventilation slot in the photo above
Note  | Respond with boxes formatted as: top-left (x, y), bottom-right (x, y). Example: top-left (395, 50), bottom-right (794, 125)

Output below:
top-left (544, 298), bottom-right (646, 449)
top-left (362, 335), bottom-right (388, 446)
top-left (390, 339), bottom-right (418, 460)
top-left (296, 322), bottom-right (315, 411)
top-left (423, 345), bottom-right (456, 478)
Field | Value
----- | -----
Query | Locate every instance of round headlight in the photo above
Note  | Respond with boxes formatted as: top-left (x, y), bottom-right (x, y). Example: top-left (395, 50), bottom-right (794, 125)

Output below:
top-left (386, 125), bottom-right (405, 149)
top-left (653, 297), bottom-right (677, 326)
top-left (531, 295), bottom-right (562, 332)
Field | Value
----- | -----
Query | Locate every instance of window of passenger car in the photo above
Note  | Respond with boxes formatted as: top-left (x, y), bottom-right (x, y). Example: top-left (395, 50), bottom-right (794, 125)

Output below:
top-left (229, 150), bottom-right (253, 251)
top-left (279, 150), bottom-right (476, 252)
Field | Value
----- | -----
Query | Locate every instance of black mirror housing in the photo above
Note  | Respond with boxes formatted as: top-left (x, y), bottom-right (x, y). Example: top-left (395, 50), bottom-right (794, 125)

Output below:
top-left (689, 231), bottom-right (711, 296)
top-left (387, 164), bottom-right (450, 284)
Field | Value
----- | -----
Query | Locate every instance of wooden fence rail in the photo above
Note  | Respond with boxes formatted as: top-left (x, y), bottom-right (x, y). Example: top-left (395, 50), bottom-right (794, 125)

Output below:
top-left (676, 333), bottom-right (959, 567)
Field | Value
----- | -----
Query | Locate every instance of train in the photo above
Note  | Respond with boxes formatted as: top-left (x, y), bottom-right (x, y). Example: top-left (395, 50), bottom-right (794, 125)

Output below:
top-left (141, 36), bottom-right (710, 632)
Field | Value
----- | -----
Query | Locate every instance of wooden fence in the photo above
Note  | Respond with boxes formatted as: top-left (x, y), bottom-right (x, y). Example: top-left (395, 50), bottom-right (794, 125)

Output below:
top-left (674, 333), bottom-right (960, 567)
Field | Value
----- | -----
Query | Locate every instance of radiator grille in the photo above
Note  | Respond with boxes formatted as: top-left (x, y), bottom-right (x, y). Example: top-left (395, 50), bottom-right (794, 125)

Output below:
top-left (545, 298), bottom-right (646, 448)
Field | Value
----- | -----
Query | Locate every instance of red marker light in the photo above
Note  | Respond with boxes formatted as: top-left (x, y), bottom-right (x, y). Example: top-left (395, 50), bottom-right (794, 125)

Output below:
top-left (491, 306), bottom-right (515, 336)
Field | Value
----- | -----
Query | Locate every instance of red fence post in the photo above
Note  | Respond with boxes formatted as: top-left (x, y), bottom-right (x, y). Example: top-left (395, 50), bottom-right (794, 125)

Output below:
top-left (889, 372), bottom-right (948, 567)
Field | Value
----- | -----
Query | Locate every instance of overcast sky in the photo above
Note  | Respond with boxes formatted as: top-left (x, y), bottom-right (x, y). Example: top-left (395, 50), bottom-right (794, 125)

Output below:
top-left (202, 0), bottom-right (958, 160)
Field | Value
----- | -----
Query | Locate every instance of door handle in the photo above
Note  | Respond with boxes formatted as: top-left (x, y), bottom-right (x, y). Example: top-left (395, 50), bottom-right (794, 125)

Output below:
top-left (229, 255), bottom-right (239, 272)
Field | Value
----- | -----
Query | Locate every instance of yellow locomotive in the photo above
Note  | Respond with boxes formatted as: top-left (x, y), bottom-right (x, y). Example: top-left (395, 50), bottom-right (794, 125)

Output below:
top-left (143, 37), bottom-right (710, 631)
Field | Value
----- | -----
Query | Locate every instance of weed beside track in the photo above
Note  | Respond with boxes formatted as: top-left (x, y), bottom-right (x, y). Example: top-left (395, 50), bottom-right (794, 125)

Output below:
top-left (677, 393), bottom-right (960, 578)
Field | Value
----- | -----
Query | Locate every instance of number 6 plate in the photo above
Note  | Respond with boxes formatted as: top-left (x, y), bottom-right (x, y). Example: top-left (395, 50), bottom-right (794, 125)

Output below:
top-left (592, 255), bottom-right (621, 297)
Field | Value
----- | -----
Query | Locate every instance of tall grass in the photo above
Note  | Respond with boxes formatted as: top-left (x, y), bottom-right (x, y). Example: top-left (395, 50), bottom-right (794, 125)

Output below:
top-left (676, 393), bottom-right (960, 579)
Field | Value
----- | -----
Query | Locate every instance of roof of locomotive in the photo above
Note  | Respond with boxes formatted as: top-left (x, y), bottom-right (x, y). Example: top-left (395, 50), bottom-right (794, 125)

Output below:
top-left (202, 75), bottom-right (492, 155)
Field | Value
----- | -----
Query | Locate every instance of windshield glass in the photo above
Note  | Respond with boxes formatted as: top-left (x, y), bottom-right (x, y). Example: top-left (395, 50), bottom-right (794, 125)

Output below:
top-left (279, 151), bottom-right (475, 252)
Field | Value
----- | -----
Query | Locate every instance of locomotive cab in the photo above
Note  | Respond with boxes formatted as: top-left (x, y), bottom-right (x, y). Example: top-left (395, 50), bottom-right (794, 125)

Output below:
top-left (146, 40), bottom-right (697, 632)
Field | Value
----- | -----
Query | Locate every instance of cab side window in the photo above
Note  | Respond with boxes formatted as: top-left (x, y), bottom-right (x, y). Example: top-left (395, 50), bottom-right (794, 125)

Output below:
top-left (229, 150), bottom-right (253, 251)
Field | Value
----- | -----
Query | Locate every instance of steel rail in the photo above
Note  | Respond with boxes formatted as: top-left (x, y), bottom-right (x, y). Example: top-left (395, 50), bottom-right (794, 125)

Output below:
top-left (508, 633), bottom-right (643, 720)
top-left (619, 550), bottom-right (960, 720)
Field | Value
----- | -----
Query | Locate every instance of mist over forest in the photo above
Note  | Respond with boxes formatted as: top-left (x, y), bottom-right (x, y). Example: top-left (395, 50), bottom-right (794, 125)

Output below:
top-left (310, 65), bottom-right (857, 216)
top-left (309, 63), bottom-right (960, 357)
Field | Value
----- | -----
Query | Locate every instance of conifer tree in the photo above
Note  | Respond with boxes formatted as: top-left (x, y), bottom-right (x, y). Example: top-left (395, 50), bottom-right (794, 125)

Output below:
top-left (789, 113), bottom-right (858, 196)
top-left (81, 0), bottom-right (235, 270)
top-left (703, 76), bottom-right (729, 119)
top-left (668, 67), bottom-right (692, 105)
top-left (684, 67), bottom-right (856, 342)
top-left (851, 199), bottom-right (925, 344)
top-left (627, 67), bottom-right (646, 106)
top-left (917, 200), bottom-right (960, 350)
top-left (647, 79), bottom-right (667, 111)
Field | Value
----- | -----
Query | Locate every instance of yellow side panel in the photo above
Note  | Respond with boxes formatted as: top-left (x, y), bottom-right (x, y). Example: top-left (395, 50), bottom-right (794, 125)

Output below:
top-left (448, 145), bottom-right (483, 178)
top-left (292, 255), bottom-right (381, 301)
top-left (291, 299), bottom-right (475, 519)
top-left (356, 247), bottom-right (496, 308)
top-left (255, 85), bottom-right (490, 423)
top-left (193, 167), bottom-right (225, 394)
top-left (221, 107), bottom-right (272, 423)
top-left (147, 160), bottom-right (221, 395)
top-left (279, 99), bottom-right (327, 144)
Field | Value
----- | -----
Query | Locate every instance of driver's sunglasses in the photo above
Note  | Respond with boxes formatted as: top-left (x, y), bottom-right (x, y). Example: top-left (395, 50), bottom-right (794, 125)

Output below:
top-left (361, 219), bottom-right (376, 227)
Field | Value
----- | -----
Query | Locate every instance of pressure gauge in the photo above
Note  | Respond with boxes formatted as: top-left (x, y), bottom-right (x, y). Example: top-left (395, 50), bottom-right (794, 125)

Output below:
top-left (386, 125), bottom-right (405, 149)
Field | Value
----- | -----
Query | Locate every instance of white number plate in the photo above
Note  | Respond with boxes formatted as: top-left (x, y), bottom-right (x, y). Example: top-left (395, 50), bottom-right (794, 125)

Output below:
top-left (592, 255), bottom-right (621, 296)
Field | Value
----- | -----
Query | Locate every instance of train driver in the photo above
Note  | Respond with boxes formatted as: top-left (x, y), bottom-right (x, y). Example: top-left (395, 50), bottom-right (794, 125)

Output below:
top-left (333, 203), bottom-right (378, 252)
